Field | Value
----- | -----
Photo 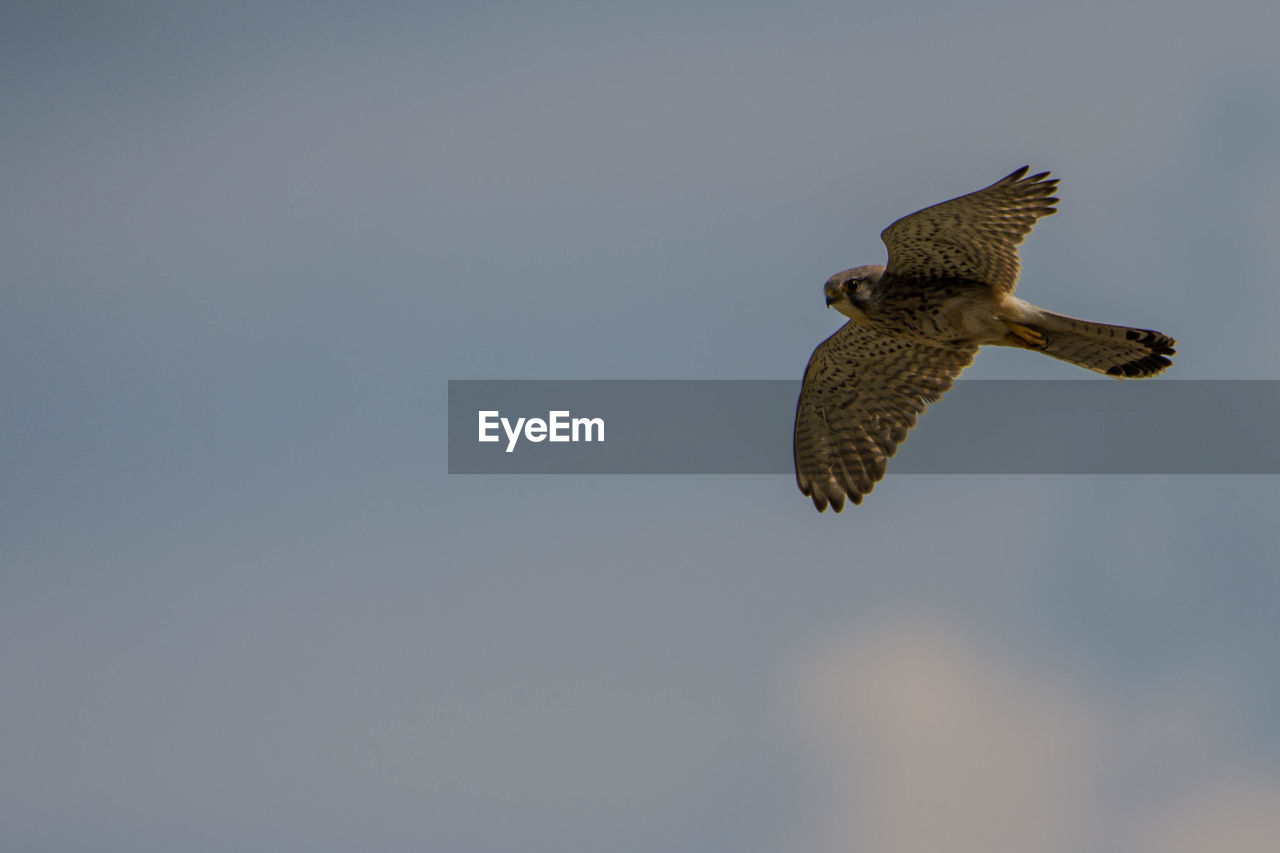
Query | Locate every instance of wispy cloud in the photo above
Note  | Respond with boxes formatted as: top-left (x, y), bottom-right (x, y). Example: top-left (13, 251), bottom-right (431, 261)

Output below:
top-left (788, 613), bottom-right (1280, 853)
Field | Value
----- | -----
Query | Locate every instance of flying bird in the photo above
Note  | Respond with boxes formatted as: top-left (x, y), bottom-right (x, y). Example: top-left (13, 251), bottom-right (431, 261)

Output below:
top-left (794, 166), bottom-right (1176, 512)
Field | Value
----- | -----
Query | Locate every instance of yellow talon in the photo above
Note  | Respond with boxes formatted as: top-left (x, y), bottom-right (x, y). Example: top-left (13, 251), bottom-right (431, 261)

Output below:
top-left (1007, 322), bottom-right (1047, 349)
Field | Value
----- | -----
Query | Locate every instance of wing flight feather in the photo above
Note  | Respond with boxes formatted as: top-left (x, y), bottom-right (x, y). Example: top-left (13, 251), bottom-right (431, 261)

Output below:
top-left (880, 166), bottom-right (1058, 293)
top-left (794, 322), bottom-right (978, 511)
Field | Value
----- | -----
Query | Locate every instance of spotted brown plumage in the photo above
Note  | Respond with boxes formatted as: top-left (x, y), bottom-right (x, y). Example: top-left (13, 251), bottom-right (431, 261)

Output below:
top-left (794, 166), bottom-right (1177, 512)
top-left (880, 166), bottom-right (1059, 294)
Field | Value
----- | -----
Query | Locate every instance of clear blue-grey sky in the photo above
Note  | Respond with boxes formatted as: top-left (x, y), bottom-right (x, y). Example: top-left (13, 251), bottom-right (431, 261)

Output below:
top-left (4, 2), bottom-right (1280, 851)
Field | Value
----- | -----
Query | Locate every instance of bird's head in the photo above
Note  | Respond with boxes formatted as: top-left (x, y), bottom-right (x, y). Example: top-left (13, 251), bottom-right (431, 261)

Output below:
top-left (824, 265), bottom-right (884, 320)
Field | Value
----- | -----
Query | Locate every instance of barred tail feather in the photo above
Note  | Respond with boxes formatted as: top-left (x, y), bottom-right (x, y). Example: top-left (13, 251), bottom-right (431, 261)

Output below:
top-left (1031, 311), bottom-right (1176, 377)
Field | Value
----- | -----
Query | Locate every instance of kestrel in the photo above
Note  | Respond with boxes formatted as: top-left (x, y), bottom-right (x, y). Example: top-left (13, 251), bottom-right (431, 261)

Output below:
top-left (793, 166), bottom-right (1176, 512)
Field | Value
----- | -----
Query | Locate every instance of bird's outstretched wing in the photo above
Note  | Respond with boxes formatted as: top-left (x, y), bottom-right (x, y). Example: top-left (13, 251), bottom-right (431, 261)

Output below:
top-left (794, 322), bottom-right (977, 511)
top-left (880, 166), bottom-right (1058, 293)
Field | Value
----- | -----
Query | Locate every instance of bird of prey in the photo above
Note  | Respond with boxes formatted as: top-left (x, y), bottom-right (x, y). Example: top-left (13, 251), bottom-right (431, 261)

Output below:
top-left (793, 166), bottom-right (1176, 512)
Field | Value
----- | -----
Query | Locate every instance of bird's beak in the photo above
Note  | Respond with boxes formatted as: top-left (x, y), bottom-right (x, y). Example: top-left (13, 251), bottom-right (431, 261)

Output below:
top-left (825, 292), bottom-right (838, 308)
